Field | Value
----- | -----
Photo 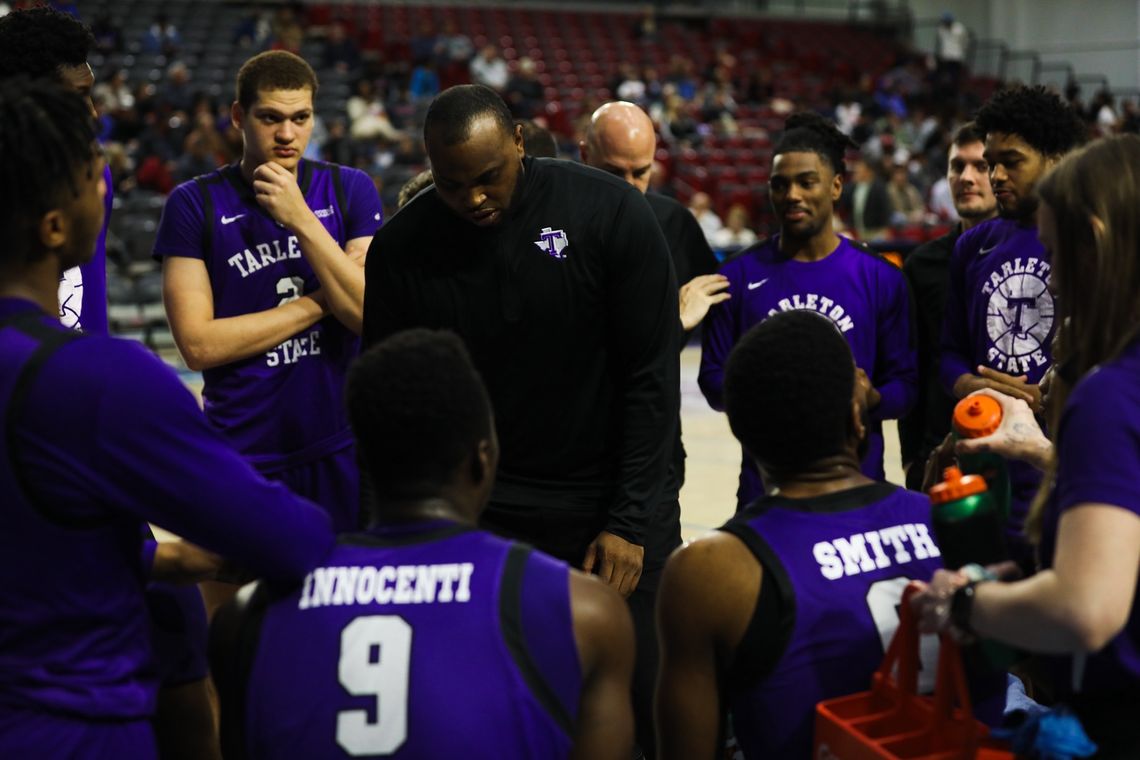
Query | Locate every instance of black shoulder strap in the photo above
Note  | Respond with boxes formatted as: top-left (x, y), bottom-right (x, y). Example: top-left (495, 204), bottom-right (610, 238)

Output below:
top-left (193, 174), bottom-right (217, 253)
top-left (3, 314), bottom-right (108, 528)
top-left (498, 543), bottom-right (575, 738)
top-left (330, 162), bottom-right (347, 216)
top-left (718, 521), bottom-right (796, 688)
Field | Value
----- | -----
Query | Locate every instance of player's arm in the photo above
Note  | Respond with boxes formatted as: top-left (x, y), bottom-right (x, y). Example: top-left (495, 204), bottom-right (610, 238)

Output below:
top-left (568, 571), bottom-right (635, 760)
top-left (656, 533), bottom-right (760, 760)
top-left (867, 264), bottom-right (917, 421)
top-left (586, 189), bottom-right (680, 596)
top-left (162, 255), bottom-right (328, 371)
top-left (696, 261), bottom-right (739, 411)
top-left (96, 343), bottom-right (335, 578)
top-left (253, 162), bottom-right (381, 335)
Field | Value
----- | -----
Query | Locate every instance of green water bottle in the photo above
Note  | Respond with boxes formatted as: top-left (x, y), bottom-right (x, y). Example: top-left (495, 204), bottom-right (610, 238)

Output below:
top-left (930, 467), bottom-right (1020, 670)
top-left (928, 466), bottom-right (1008, 570)
top-left (953, 395), bottom-right (1012, 522)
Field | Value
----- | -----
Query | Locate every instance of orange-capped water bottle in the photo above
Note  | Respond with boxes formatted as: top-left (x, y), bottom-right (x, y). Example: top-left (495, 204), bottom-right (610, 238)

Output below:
top-left (928, 466), bottom-right (1008, 570)
top-left (952, 395), bottom-right (1012, 522)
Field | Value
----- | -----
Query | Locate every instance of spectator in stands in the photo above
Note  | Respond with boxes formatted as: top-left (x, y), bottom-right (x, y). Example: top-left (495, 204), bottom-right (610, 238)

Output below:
top-left (899, 122), bottom-right (996, 491)
top-left (660, 310), bottom-right (940, 759)
top-left (886, 163), bottom-right (926, 225)
top-left (174, 129), bottom-right (219, 184)
top-left (660, 90), bottom-right (700, 145)
top-left (504, 57), bottom-right (543, 119)
top-left (321, 23), bottom-right (360, 74)
top-left (935, 12), bottom-right (968, 94)
top-left (1091, 89), bottom-right (1118, 136)
top-left (435, 20), bottom-right (474, 68)
top-left (846, 155), bottom-right (891, 239)
top-left (470, 44), bottom-right (509, 92)
top-left (700, 112), bottom-right (916, 509)
top-left (913, 133), bottom-right (1140, 759)
top-left (233, 10), bottom-right (272, 50)
top-left (614, 63), bottom-right (647, 106)
top-left (93, 67), bottom-right (134, 116)
top-left (410, 19), bottom-right (438, 65)
top-left (938, 85), bottom-right (1086, 567)
top-left (141, 12), bottom-right (180, 57)
top-left (158, 61), bottom-right (194, 115)
top-left (710, 204), bottom-right (758, 251)
top-left (90, 9), bottom-right (121, 54)
top-left (435, 19), bottom-right (474, 88)
top-left (347, 78), bottom-right (402, 143)
top-left (688, 191), bottom-right (723, 242)
top-left (409, 62), bottom-right (440, 103)
top-left (270, 7), bottom-right (303, 55)
top-left (320, 118), bottom-right (360, 167)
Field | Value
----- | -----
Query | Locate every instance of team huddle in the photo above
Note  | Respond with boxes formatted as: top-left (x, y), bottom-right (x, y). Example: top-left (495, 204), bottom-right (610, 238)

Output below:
top-left (3, 6), bottom-right (1140, 760)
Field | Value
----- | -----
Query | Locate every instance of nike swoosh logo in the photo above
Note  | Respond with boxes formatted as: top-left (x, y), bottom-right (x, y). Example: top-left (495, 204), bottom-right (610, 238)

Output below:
top-left (978, 245), bottom-right (997, 256)
top-left (221, 214), bottom-right (246, 225)
top-left (747, 279), bottom-right (769, 290)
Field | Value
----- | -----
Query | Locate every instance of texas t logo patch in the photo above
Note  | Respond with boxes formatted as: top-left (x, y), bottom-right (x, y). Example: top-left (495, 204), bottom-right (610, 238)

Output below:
top-left (534, 227), bottom-right (569, 259)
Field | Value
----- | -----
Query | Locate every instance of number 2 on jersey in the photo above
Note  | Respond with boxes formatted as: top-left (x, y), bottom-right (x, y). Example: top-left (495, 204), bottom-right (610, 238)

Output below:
top-left (865, 577), bottom-right (939, 693)
top-left (336, 615), bottom-right (412, 756)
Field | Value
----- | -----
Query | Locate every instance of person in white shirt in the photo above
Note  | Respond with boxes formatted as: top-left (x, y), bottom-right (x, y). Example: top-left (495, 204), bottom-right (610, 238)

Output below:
top-left (470, 45), bottom-right (509, 92)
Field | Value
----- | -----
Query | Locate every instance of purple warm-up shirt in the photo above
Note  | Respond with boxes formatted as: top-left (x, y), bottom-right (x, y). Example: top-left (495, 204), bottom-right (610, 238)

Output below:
top-left (0, 297), bottom-right (334, 727)
top-left (940, 217), bottom-right (1054, 548)
top-left (699, 235), bottom-right (916, 506)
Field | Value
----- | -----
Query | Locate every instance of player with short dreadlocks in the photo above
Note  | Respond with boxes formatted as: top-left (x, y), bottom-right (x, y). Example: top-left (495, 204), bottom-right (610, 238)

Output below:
top-left (699, 111), bottom-right (917, 509)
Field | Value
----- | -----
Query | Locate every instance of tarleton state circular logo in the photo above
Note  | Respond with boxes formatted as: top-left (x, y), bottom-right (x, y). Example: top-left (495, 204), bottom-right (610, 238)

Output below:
top-left (984, 263), bottom-right (1054, 373)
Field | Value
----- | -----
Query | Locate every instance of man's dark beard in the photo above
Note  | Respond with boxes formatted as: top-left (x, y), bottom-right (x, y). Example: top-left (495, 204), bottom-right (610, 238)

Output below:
top-left (998, 191), bottom-right (1039, 223)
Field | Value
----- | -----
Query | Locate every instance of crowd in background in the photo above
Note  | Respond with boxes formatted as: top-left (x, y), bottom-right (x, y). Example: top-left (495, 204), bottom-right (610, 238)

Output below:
top-left (14, 0), bottom-right (1140, 245)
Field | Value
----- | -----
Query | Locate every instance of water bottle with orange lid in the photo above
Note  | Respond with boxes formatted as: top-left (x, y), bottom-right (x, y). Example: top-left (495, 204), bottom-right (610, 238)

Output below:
top-left (952, 395), bottom-right (1012, 522)
top-left (928, 465), bottom-right (1008, 570)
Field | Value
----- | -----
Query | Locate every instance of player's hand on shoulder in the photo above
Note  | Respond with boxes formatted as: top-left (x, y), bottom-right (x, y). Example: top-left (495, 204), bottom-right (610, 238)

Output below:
top-left (582, 531), bottom-right (644, 598)
top-left (679, 274), bottom-right (731, 330)
top-left (252, 161), bottom-right (310, 231)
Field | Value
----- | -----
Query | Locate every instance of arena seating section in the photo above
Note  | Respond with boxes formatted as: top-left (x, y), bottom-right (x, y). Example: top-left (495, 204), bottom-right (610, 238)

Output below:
top-left (86, 0), bottom-right (935, 342)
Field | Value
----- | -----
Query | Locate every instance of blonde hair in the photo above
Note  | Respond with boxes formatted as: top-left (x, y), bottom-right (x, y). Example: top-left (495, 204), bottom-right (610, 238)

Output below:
top-left (1027, 134), bottom-right (1140, 540)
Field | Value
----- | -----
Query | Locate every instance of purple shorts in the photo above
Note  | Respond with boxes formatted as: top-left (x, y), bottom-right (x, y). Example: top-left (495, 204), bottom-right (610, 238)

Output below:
top-left (265, 444), bottom-right (360, 532)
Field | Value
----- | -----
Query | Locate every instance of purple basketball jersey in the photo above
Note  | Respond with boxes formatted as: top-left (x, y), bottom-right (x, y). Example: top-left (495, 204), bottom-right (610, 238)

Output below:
top-left (721, 483), bottom-right (943, 758)
top-left (234, 524), bottom-right (580, 759)
top-left (0, 296), bottom-right (334, 752)
top-left (941, 217), bottom-right (1054, 548)
top-left (153, 160), bottom-right (382, 471)
top-left (699, 237), bottom-right (917, 505)
top-left (58, 164), bottom-right (111, 335)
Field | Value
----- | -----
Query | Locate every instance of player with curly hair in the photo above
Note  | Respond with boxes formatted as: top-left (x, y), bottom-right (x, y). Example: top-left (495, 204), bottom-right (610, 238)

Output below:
top-left (939, 85), bottom-right (1085, 566)
top-left (698, 112), bottom-right (917, 509)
